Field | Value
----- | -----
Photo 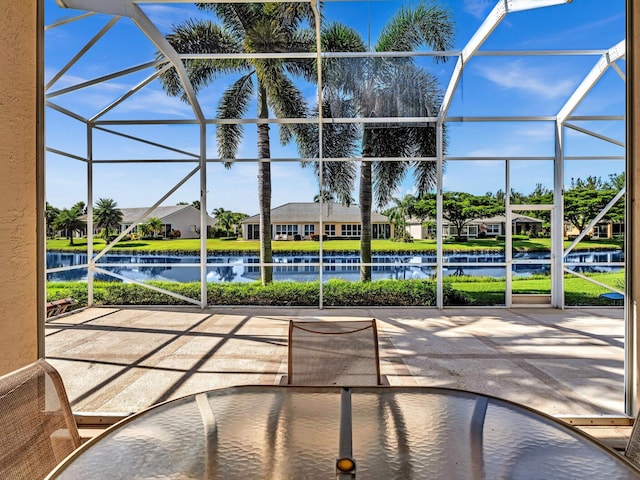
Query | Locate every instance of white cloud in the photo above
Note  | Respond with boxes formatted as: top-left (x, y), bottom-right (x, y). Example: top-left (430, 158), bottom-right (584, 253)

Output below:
top-left (473, 60), bottom-right (576, 99)
top-left (463, 0), bottom-right (493, 20)
top-left (46, 70), bottom-right (195, 119)
top-left (113, 89), bottom-right (195, 118)
top-left (140, 5), bottom-right (202, 33)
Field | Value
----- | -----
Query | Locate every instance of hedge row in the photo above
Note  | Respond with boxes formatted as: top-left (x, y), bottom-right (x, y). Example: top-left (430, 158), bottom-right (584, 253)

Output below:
top-left (47, 279), bottom-right (470, 308)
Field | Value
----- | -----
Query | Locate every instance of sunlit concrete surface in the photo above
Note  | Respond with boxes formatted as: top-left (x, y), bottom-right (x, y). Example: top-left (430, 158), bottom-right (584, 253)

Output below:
top-left (46, 306), bottom-right (625, 417)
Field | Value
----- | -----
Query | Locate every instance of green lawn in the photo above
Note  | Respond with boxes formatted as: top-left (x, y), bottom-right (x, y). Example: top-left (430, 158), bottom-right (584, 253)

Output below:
top-left (47, 271), bottom-right (624, 307)
top-left (46, 236), bottom-right (623, 253)
top-left (447, 271), bottom-right (624, 306)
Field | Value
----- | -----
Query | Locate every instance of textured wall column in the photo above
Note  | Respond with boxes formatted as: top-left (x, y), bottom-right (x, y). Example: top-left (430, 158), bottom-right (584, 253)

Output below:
top-left (0, 1), bottom-right (41, 375)
top-left (628, 0), bottom-right (640, 414)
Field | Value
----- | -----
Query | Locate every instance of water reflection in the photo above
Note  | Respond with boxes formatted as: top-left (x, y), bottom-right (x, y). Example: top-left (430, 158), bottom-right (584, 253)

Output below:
top-left (46, 250), bottom-right (623, 283)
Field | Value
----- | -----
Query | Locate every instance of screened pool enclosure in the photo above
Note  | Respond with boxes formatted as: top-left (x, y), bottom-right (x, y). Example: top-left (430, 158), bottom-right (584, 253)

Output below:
top-left (45, 0), bottom-right (626, 309)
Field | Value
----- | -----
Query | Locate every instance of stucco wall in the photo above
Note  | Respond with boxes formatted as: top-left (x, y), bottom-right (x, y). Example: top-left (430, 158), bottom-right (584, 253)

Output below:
top-left (0, 2), bottom-right (39, 375)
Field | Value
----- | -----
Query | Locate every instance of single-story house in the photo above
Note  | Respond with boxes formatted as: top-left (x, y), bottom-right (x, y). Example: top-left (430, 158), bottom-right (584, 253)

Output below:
top-left (241, 202), bottom-right (392, 240)
top-left (564, 221), bottom-right (624, 239)
top-left (118, 205), bottom-right (216, 239)
top-left (407, 214), bottom-right (544, 240)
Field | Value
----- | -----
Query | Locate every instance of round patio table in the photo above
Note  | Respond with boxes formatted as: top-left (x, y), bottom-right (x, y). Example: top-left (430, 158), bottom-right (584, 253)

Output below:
top-left (46, 386), bottom-right (640, 480)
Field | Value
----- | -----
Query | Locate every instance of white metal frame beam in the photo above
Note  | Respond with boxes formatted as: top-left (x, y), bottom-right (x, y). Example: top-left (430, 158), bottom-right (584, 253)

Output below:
top-left (49, 0), bottom-right (621, 313)
top-left (558, 40), bottom-right (626, 123)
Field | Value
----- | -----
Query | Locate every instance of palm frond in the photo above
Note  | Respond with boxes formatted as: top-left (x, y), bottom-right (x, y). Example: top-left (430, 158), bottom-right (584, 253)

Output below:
top-left (216, 73), bottom-right (255, 162)
top-left (373, 159), bottom-right (410, 208)
top-left (413, 154), bottom-right (438, 195)
top-left (197, 3), bottom-right (262, 38)
top-left (160, 20), bottom-right (247, 100)
top-left (322, 161), bottom-right (357, 205)
top-left (256, 65), bottom-right (309, 145)
top-left (321, 23), bottom-right (367, 97)
top-left (375, 0), bottom-right (454, 62)
top-left (284, 29), bottom-right (317, 82)
top-left (267, 2), bottom-right (316, 33)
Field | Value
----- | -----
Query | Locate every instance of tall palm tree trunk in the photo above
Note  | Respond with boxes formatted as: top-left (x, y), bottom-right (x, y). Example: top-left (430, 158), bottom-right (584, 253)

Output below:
top-left (360, 129), bottom-right (373, 281)
top-left (257, 84), bottom-right (273, 285)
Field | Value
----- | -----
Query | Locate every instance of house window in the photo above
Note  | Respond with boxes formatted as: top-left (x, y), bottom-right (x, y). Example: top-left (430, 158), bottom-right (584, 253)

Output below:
top-left (304, 224), bottom-right (315, 236)
top-left (373, 224), bottom-right (391, 239)
top-left (275, 224), bottom-right (299, 236)
top-left (341, 224), bottom-right (361, 237)
top-left (189, 225), bottom-right (197, 232)
top-left (325, 224), bottom-right (336, 236)
top-left (247, 224), bottom-right (259, 240)
top-left (593, 224), bottom-right (609, 238)
top-left (612, 223), bottom-right (624, 236)
top-left (486, 224), bottom-right (500, 235)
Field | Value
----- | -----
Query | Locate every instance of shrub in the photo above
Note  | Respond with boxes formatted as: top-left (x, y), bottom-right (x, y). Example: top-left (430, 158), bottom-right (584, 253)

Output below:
top-left (46, 279), bottom-right (470, 307)
top-left (167, 229), bottom-right (181, 239)
top-left (310, 234), bottom-right (328, 241)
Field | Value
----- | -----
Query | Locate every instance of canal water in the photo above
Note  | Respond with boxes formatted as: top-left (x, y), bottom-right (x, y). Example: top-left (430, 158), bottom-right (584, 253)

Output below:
top-left (46, 250), bottom-right (624, 283)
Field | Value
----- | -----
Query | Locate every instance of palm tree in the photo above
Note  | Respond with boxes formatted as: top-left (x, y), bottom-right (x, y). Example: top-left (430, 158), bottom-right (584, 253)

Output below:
top-left (159, 4), bottom-right (315, 285)
top-left (54, 207), bottom-right (86, 246)
top-left (385, 195), bottom-right (416, 241)
top-left (137, 222), bottom-right (153, 238)
top-left (217, 210), bottom-right (236, 237)
top-left (72, 201), bottom-right (87, 215)
top-left (146, 217), bottom-right (164, 238)
top-left (45, 202), bottom-right (60, 238)
top-left (93, 198), bottom-right (124, 240)
top-left (305, 2), bottom-right (453, 281)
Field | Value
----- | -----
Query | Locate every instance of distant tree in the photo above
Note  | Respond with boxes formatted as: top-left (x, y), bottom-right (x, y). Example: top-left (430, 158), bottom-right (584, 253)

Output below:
top-left (571, 175), bottom-right (605, 190)
top-left (230, 212), bottom-right (249, 236)
top-left (605, 172), bottom-right (625, 190)
top-left (137, 222), bottom-right (153, 238)
top-left (45, 202), bottom-right (61, 238)
top-left (523, 183), bottom-right (553, 224)
top-left (212, 207), bottom-right (227, 218)
top-left (564, 183), bottom-right (619, 232)
top-left (178, 200), bottom-right (201, 210)
top-left (384, 195), bottom-right (416, 241)
top-left (527, 183), bottom-right (553, 204)
top-left (93, 198), bottom-right (123, 239)
top-left (54, 207), bottom-right (85, 245)
top-left (72, 201), bottom-right (87, 215)
top-left (314, 191), bottom-right (336, 204)
top-left (217, 210), bottom-right (236, 237)
top-left (146, 217), bottom-right (164, 237)
top-left (420, 192), bottom-right (502, 240)
top-left (408, 194), bottom-right (433, 223)
top-left (212, 208), bottom-right (248, 236)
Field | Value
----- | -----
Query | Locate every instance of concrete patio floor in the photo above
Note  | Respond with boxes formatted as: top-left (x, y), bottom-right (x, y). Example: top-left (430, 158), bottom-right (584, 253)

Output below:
top-left (45, 305), bottom-right (627, 421)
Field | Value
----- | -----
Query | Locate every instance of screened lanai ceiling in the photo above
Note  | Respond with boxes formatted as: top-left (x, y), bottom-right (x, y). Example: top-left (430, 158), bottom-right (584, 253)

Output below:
top-left (45, 0), bottom-right (626, 309)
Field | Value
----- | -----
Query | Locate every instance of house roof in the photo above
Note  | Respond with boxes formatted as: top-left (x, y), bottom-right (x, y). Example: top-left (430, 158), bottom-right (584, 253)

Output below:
top-left (483, 214), bottom-right (544, 224)
top-left (119, 205), bottom-right (214, 224)
top-left (242, 202), bottom-right (389, 224)
top-left (407, 214), bottom-right (543, 225)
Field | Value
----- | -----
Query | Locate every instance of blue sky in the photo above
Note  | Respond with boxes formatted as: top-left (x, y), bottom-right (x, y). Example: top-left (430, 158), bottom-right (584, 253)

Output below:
top-left (44, 0), bottom-right (625, 215)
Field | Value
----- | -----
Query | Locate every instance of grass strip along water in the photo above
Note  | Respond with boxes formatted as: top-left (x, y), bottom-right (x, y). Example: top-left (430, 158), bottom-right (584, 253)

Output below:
top-left (46, 238), bottom-right (624, 308)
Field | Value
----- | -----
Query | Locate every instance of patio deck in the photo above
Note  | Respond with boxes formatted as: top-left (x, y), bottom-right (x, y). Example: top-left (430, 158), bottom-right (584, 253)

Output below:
top-left (45, 306), bottom-right (626, 418)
